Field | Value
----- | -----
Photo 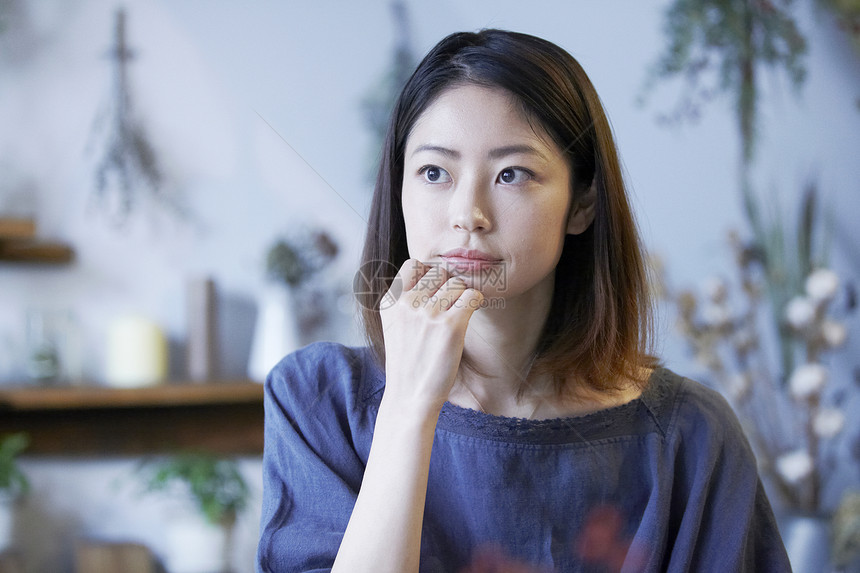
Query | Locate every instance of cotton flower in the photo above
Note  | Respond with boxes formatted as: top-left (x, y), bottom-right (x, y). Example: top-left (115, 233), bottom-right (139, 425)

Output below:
top-left (805, 268), bottom-right (840, 303)
top-left (694, 348), bottom-right (720, 371)
top-left (725, 373), bottom-right (752, 401)
top-left (732, 328), bottom-right (758, 353)
top-left (785, 296), bottom-right (816, 330)
top-left (701, 277), bottom-right (728, 304)
top-left (702, 304), bottom-right (731, 328)
top-left (776, 449), bottom-right (814, 484)
top-left (789, 363), bottom-right (829, 400)
top-left (813, 409), bottom-right (846, 439)
top-left (821, 319), bottom-right (848, 348)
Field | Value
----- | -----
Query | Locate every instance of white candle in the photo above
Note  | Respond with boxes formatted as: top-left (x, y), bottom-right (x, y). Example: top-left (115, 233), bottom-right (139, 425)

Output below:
top-left (105, 316), bottom-right (168, 387)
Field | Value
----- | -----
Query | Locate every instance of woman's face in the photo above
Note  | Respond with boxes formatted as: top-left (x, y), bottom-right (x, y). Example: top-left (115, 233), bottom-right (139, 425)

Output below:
top-left (401, 84), bottom-right (577, 303)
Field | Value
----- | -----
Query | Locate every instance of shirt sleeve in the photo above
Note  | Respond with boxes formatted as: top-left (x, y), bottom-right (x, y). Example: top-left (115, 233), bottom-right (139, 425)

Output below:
top-left (256, 343), bottom-right (378, 573)
top-left (661, 379), bottom-right (791, 573)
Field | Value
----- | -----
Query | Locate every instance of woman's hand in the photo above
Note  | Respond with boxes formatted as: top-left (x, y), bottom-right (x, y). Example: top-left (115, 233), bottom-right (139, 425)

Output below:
top-left (380, 258), bottom-right (484, 413)
top-left (333, 259), bottom-right (484, 573)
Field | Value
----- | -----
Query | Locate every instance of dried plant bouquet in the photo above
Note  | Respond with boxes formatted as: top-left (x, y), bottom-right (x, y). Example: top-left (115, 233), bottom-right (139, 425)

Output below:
top-left (658, 185), bottom-right (857, 514)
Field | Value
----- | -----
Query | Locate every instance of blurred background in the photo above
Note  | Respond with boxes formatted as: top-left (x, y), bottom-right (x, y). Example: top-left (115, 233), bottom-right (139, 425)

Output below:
top-left (0, 0), bottom-right (858, 571)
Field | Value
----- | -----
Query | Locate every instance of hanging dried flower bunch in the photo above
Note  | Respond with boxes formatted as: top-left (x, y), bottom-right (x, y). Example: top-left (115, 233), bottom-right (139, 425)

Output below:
top-left (640, 0), bottom-right (807, 164)
top-left (89, 8), bottom-right (177, 226)
top-left (360, 0), bottom-right (416, 183)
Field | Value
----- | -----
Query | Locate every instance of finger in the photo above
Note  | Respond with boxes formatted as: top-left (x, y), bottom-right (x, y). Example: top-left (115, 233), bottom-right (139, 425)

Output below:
top-left (382, 259), bottom-right (428, 307)
top-left (447, 287), bottom-right (485, 316)
top-left (397, 258), bottom-right (431, 292)
top-left (433, 277), bottom-right (468, 311)
top-left (391, 262), bottom-right (451, 306)
top-left (410, 263), bottom-right (451, 297)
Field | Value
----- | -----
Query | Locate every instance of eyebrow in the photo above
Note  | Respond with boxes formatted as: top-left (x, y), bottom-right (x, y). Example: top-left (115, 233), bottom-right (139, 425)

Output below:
top-left (411, 144), bottom-right (460, 159)
top-left (488, 144), bottom-right (547, 161)
top-left (410, 143), bottom-right (548, 161)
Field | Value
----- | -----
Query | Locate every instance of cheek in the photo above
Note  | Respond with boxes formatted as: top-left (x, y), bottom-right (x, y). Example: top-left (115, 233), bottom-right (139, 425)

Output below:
top-left (401, 187), bottom-right (439, 256)
top-left (509, 200), bottom-right (569, 248)
top-left (521, 228), bottom-right (567, 268)
top-left (502, 205), bottom-right (569, 273)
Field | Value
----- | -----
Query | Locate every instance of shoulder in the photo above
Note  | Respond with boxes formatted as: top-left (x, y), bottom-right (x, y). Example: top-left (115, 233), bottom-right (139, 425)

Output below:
top-left (653, 368), bottom-right (754, 459)
top-left (644, 371), bottom-right (790, 571)
top-left (264, 341), bottom-right (384, 417)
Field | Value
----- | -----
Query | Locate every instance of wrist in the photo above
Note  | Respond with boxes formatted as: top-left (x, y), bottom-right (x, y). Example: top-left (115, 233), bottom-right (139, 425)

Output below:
top-left (376, 392), bottom-right (443, 431)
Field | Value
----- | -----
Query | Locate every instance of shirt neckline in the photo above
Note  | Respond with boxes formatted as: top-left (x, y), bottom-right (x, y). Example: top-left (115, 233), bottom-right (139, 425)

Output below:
top-left (433, 368), bottom-right (677, 445)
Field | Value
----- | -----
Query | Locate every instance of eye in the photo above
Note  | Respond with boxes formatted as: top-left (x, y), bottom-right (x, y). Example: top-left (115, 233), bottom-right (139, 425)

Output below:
top-left (418, 165), bottom-right (451, 184)
top-left (497, 167), bottom-right (533, 185)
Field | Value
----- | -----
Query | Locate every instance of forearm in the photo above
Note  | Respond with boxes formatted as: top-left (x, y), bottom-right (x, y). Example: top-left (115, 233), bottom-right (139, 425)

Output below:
top-left (332, 258), bottom-right (480, 571)
top-left (332, 396), bottom-right (440, 573)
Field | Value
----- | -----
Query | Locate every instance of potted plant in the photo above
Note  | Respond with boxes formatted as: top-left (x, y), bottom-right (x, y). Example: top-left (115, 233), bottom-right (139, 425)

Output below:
top-left (248, 228), bottom-right (339, 382)
top-left (0, 433), bottom-right (30, 553)
top-left (138, 453), bottom-right (249, 573)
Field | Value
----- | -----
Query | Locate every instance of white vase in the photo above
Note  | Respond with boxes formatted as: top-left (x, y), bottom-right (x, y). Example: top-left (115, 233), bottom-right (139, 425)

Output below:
top-left (778, 512), bottom-right (834, 573)
top-left (247, 284), bottom-right (300, 383)
top-left (164, 512), bottom-right (228, 573)
top-left (0, 496), bottom-right (13, 553)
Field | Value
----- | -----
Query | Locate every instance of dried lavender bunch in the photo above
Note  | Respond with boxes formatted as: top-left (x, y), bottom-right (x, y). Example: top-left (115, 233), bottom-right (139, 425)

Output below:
top-left (90, 8), bottom-right (178, 226)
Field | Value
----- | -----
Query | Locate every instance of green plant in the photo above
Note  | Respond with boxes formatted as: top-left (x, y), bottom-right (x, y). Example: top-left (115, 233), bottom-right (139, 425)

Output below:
top-left (266, 229), bottom-right (338, 288)
top-left (138, 453), bottom-right (249, 528)
top-left (742, 181), bottom-right (832, 378)
top-left (0, 433), bottom-right (30, 499)
top-left (818, 0), bottom-right (860, 52)
top-left (138, 453), bottom-right (249, 573)
top-left (361, 0), bottom-right (417, 182)
top-left (641, 0), bottom-right (807, 164)
top-left (833, 490), bottom-right (860, 567)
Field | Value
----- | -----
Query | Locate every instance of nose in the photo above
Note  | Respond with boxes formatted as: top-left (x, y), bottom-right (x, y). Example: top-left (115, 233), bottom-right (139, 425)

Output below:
top-left (450, 179), bottom-right (492, 233)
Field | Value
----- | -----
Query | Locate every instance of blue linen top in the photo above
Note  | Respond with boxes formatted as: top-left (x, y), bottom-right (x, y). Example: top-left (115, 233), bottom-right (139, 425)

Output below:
top-left (257, 342), bottom-right (791, 572)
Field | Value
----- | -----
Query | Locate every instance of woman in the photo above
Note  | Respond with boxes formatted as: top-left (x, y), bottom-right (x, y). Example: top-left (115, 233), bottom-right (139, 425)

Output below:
top-left (258, 30), bottom-right (790, 572)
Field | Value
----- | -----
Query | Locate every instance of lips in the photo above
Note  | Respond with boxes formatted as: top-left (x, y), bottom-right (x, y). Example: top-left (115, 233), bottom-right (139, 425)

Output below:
top-left (439, 249), bottom-right (502, 274)
top-left (440, 248), bottom-right (501, 262)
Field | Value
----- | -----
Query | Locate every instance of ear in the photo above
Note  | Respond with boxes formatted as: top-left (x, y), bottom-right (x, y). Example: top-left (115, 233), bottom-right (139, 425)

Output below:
top-left (566, 178), bottom-right (597, 235)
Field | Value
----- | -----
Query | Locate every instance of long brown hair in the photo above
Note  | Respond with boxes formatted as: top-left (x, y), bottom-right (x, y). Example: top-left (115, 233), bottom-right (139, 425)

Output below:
top-left (357, 29), bottom-right (658, 396)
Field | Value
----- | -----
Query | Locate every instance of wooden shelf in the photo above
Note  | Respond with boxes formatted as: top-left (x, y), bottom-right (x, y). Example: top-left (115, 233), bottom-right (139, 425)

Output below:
top-left (0, 240), bottom-right (74, 264)
top-left (0, 381), bottom-right (263, 410)
top-left (0, 217), bottom-right (74, 264)
top-left (0, 381), bottom-right (264, 456)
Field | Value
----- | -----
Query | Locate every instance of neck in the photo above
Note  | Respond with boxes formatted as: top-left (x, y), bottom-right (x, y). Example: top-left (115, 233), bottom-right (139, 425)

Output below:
top-left (449, 275), bottom-right (649, 419)
top-left (452, 276), bottom-right (555, 416)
